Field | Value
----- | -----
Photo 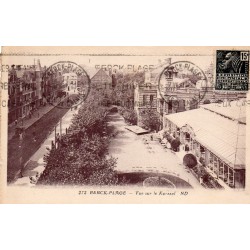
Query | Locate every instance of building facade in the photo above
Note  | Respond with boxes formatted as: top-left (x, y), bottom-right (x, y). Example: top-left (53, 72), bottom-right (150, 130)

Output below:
top-left (134, 82), bottom-right (158, 127)
top-left (8, 60), bottom-right (43, 124)
top-left (89, 68), bottom-right (112, 91)
top-left (164, 102), bottom-right (246, 189)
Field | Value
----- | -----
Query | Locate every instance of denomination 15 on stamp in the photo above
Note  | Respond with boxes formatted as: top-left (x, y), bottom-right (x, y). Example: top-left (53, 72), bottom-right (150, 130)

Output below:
top-left (215, 50), bottom-right (249, 91)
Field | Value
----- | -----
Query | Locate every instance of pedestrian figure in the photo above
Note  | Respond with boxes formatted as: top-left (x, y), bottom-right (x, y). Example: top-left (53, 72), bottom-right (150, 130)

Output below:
top-left (29, 111), bottom-right (32, 119)
top-left (37, 111), bottom-right (40, 118)
top-left (32, 131), bottom-right (37, 142)
top-left (15, 119), bottom-right (18, 126)
top-left (56, 133), bottom-right (60, 144)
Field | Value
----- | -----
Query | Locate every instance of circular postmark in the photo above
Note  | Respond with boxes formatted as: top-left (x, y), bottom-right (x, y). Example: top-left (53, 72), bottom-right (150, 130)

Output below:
top-left (42, 61), bottom-right (91, 109)
top-left (158, 61), bottom-right (208, 108)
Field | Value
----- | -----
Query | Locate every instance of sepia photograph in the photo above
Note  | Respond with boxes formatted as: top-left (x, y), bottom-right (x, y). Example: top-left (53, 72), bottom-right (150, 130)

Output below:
top-left (1, 2), bottom-right (250, 250)
top-left (0, 47), bottom-right (249, 204)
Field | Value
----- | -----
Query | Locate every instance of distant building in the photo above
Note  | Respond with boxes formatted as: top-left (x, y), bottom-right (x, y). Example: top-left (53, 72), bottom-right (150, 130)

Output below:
top-left (134, 82), bottom-right (158, 127)
top-left (113, 80), bottom-right (135, 107)
top-left (134, 59), bottom-right (171, 127)
top-left (164, 101), bottom-right (246, 189)
top-left (63, 73), bottom-right (77, 92)
top-left (82, 66), bottom-right (112, 92)
top-left (42, 62), bottom-right (66, 103)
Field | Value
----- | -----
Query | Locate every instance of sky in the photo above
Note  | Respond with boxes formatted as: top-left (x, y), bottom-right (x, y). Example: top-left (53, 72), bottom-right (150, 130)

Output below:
top-left (1, 54), bottom-right (214, 74)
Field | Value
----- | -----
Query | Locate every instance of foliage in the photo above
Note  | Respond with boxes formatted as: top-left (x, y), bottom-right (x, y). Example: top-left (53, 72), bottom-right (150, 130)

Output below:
top-left (203, 99), bottom-right (211, 104)
top-left (171, 138), bottom-right (181, 151)
top-left (183, 154), bottom-right (198, 168)
top-left (185, 74), bottom-right (202, 85)
top-left (116, 71), bottom-right (145, 85)
top-left (166, 134), bottom-right (174, 143)
top-left (141, 106), bottom-right (161, 132)
top-left (189, 98), bottom-right (198, 110)
top-left (118, 107), bottom-right (137, 125)
top-left (38, 90), bottom-right (119, 186)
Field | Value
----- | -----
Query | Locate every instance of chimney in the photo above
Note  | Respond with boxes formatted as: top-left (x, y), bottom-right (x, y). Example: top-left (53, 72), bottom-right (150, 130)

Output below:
top-left (164, 58), bottom-right (171, 65)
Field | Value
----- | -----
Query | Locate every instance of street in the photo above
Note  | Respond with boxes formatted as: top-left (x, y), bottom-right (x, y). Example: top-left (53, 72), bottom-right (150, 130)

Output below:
top-left (107, 112), bottom-right (202, 188)
top-left (7, 101), bottom-right (71, 183)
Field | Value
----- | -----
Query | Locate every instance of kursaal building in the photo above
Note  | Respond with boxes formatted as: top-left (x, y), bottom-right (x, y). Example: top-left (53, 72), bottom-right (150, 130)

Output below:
top-left (164, 101), bottom-right (246, 189)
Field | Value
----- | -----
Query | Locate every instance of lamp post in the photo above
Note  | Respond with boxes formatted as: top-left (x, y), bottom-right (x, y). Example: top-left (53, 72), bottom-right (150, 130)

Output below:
top-left (19, 133), bottom-right (23, 177)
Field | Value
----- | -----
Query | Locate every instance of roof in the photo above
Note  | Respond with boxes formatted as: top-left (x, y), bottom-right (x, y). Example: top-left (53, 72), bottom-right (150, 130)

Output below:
top-left (165, 104), bottom-right (246, 169)
top-left (173, 77), bottom-right (190, 85)
top-left (125, 126), bottom-right (149, 135)
top-left (16, 69), bottom-right (25, 78)
top-left (80, 65), bottom-right (111, 79)
top-left (200, 100), bottom-right (246, 122)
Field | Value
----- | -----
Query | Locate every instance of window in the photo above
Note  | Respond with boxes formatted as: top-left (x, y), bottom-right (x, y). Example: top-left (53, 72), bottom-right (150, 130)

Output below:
top-left (209, 153), bottom-right (214, 170)
top-left (150, 95), bottom-right (154, 104)
top-left (185, 132), bottom-right (190, 142)
top-left (200, 145), bottom-right (205, 158)
top-left (213, 156), bottom-right (218, 175)
top-left (218, 160), bottom-right (224, 179)
top-left (143, 95), bottom-right (147, 106)
top-left (176, 128), bottom-right (180, 137)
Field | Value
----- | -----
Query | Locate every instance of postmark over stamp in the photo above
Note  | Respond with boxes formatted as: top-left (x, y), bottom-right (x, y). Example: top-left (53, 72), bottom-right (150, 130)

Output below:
top-left (215, 50), bottom-right (249, 91)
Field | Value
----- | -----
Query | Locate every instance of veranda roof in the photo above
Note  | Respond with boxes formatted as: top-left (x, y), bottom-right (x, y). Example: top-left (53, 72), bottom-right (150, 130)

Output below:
top-left (165, 104), bottom-right (246, 169)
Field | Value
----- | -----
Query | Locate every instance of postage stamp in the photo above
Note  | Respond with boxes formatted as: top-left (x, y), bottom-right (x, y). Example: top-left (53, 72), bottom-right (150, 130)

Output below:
top-left (215, 50), bottom-right (249, 91)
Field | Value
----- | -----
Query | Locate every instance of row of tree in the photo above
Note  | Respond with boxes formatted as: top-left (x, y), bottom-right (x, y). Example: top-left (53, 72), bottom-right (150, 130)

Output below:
top-left (118, 106), bottom-right (137, 125)
top-left (37, 90), bottom-right (119, 186)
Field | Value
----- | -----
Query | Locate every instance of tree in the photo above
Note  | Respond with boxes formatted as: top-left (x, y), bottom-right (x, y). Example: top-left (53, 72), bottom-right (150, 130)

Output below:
top-left (37, 90), bottom-right (119, 186)
top-left (118, 107), bottom-right (137, 125)
top-left (171, 138), bottom-right (181, 151)
top-left (183, 154), bottom-right (198, 168)
top-left (203, 99), bottom-right (211, 104)
top-left (141, 106), bottom-right (161, 131)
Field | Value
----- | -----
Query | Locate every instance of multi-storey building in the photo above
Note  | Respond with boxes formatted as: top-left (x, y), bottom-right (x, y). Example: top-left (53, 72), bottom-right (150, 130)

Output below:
top-left (134, 59), bottom-right (171, 127)
top-left (134, 82), bottom-right (158, 127)
top-left (63, 73), bottom-right (77, 92)
top-left (8, 60), bottom-right (43, 124)
top-left (42, 63), bottom-right (65, 103)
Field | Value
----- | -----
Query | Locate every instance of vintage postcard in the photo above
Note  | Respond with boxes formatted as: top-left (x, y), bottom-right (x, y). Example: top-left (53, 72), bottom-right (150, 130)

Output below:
top-left (0, 46), bottom-right (249, 203)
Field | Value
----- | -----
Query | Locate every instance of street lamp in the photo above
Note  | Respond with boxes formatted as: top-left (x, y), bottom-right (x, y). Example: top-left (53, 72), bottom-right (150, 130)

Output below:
top-left (19, 134), bottom-right (23, 178)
